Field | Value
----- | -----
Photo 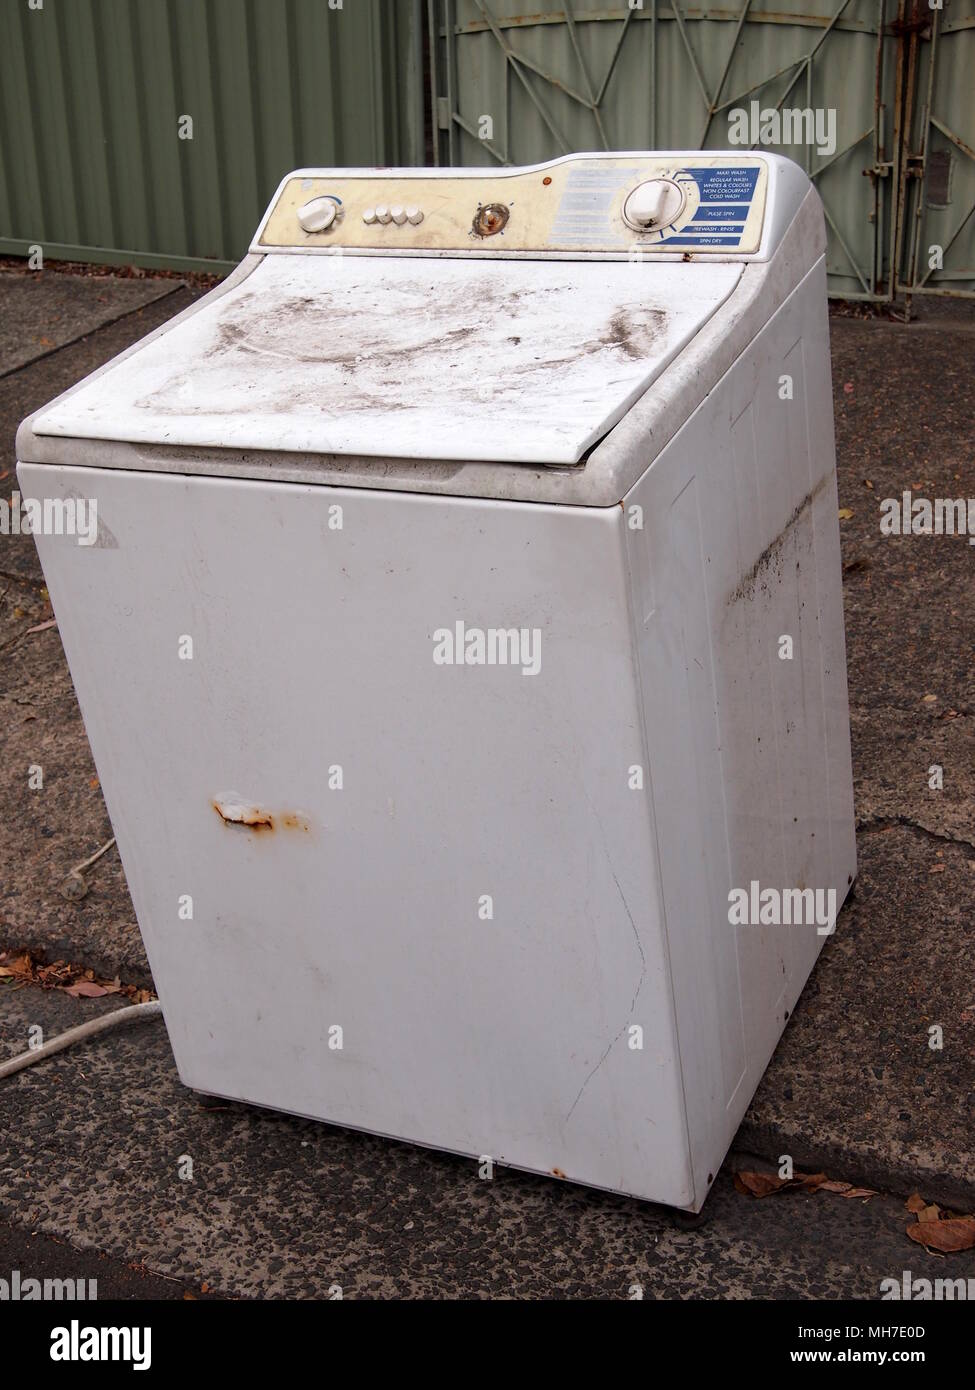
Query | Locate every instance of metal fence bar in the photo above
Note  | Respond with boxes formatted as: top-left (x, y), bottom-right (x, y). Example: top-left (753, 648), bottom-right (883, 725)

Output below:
top-left (670, 1), bottom-right (714, 113)
top-left (564, 0), bottom-right (611, 151)
top-left (472, 0), bottom-right (572, 153)
top-left (594, 5), bottom-right (636, 108)
top-left (698, 0), bottom-right (754, 148)
top-left (823, 198), bottom-right (874, 294)
top-left (906, 10), bottom-right (939, 296)
top-left (428, 0), bottom-right (441, 166)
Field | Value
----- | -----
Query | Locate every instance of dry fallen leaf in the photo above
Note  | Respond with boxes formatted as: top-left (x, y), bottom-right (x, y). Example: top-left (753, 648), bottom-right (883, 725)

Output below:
top-left (838, 508), bottom-right (854, 520)
top-left (906, 1192), bottom-right (927, 1212)
top-left (0, 948), bottom-right (156, 1004)
top-left (818, 1180), bottom-right (877, 1200)
top-left (734, 1169), bottom-right (828, 1198)
top-left (735, 1170), bottom-right (876, 1203)
top-left (735, 1170), bottom-right (790, 1197)
top-left (917, 1203), bottom-right (942, 1223)
top-left (26, 617), bottom-right (57, 635)
top-left (907, 1216), bottom-right (975, 1254)
top-left (63, 980), bottom-right (110, 998)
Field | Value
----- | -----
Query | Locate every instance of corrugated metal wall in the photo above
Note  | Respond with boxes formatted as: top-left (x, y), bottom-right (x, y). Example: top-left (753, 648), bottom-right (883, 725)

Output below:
top-left (0, 0), bottom-right (426, 271)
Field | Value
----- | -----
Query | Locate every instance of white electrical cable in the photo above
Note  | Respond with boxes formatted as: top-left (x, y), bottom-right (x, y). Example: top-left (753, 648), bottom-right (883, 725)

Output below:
top-left (0, 1000), bottom-right (163, 1079)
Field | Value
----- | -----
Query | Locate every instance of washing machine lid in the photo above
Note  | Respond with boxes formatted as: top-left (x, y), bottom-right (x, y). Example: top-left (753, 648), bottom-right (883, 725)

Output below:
top-left (31, 253), bottom-right (742, 466)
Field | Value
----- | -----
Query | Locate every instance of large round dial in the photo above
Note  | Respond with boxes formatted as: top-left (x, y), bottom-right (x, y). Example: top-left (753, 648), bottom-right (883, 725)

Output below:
top-left (297, 196), bottom-right (339, 233)
top-left (622, 178), bottom-right (685, 232)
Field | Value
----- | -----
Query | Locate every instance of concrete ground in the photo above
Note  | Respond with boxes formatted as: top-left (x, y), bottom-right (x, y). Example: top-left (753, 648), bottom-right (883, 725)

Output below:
top-left (0, 266), bottom-right (973, 1298)
top-left (4, 983), bottom-right (970, 1301)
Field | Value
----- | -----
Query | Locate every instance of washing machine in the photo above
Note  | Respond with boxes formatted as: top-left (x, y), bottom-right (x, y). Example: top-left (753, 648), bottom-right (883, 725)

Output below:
top-left (17, 152), bottom-right (856, 1211)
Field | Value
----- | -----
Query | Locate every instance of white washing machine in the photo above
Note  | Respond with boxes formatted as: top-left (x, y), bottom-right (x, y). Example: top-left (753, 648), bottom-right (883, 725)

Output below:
top-left (18, 153), bottom-right (856, 1211)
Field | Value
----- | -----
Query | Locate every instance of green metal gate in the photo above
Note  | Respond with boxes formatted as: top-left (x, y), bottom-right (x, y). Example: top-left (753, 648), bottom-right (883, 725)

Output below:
top-left (427, 0), bottom-right (975, 304)
top-left (894, 0), bottom-right (975, 304)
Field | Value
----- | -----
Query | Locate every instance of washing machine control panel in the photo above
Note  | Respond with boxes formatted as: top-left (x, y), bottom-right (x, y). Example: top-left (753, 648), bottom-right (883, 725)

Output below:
top-left (255, 154), bottom-right (771, 257)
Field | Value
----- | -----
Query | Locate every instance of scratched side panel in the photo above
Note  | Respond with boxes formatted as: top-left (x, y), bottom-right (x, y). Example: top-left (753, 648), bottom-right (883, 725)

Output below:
top-left (623, 257), bottom-right (856, 1206)
top-left (20, 463), bottom-right (693, 1207)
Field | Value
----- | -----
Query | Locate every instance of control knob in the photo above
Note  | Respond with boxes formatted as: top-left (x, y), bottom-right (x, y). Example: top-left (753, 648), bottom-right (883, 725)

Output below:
top-left (296, 196), bottom-right (339, 233)
top-left (622, 179), bottom-right (685, 231)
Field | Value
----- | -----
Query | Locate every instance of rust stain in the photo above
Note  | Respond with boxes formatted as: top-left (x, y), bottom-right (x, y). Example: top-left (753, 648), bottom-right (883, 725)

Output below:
top-left (889, 0), bottom-right (931, 35)
top-left (213, 799), bottom-right (274, 831)
top-left (551, 1167), bottom-right (567, 1179)
top-left (212, 798), bottom-right (310, 834)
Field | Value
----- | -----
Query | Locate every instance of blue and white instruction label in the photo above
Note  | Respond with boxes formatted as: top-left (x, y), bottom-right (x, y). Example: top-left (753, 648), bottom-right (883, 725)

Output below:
top-left (661, 165), bottom-right (761, 248)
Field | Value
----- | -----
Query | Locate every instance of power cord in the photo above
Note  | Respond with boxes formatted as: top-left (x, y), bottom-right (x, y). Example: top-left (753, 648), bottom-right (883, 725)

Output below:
top-left (0, 1001), bottom-right (163, 1079)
